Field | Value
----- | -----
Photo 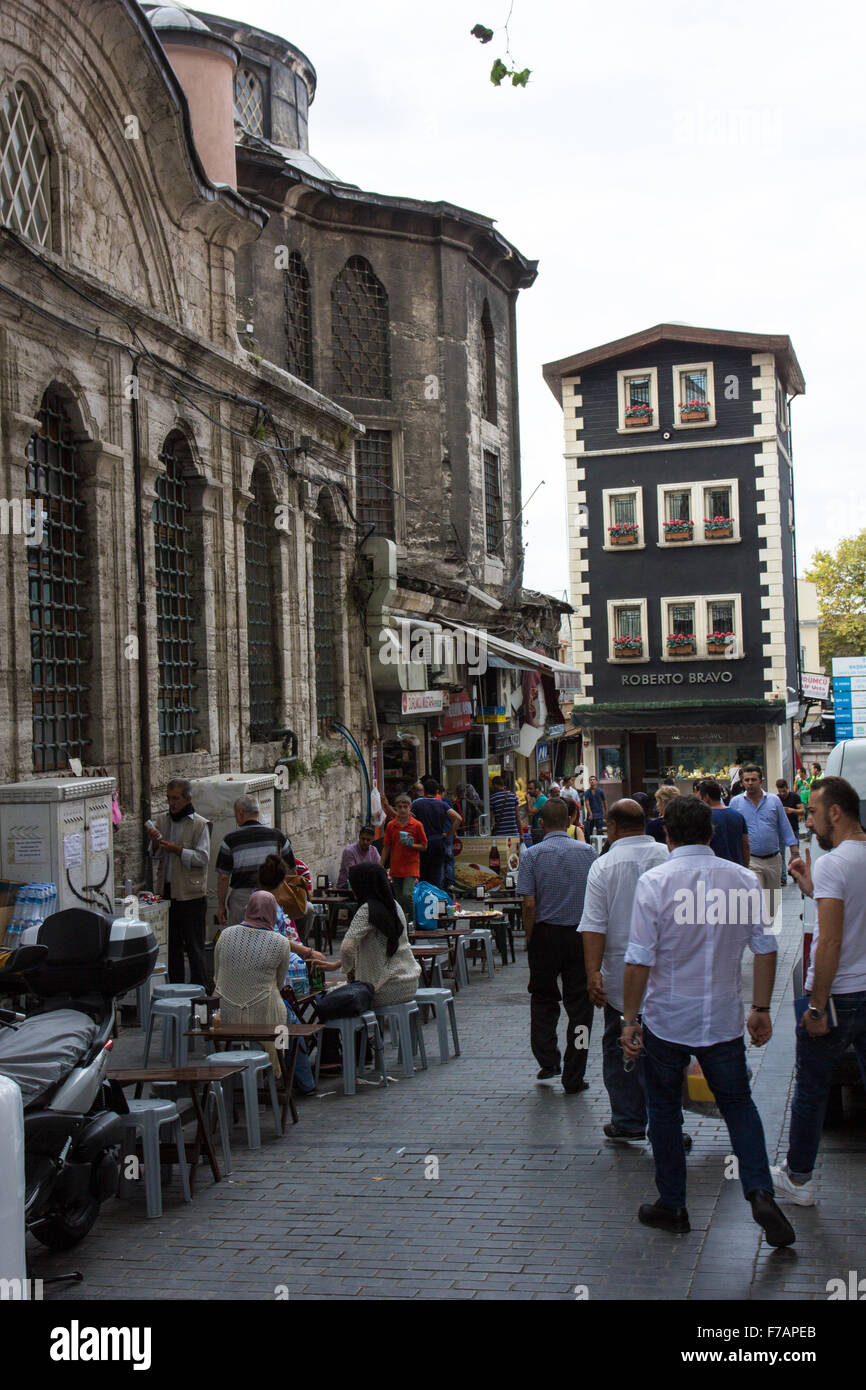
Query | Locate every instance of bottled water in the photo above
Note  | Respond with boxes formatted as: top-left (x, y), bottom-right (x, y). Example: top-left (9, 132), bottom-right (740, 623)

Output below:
top-left (6, 882), bottom-right (57, 944)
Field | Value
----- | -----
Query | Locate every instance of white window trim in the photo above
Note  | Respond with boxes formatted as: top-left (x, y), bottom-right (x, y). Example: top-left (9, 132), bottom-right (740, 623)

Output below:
top-left (607, 597), bottom-right (649, 663)
top-left (656, 478), bottom-right (740, 547)
top-left (617, 367), bottom-right (658, 433)
top-left (659, 592), bottom-right (744, 661)
top-left (602, 486), bottom-right (645, 551)
top-left (672, 361), bottom-right (716, 429)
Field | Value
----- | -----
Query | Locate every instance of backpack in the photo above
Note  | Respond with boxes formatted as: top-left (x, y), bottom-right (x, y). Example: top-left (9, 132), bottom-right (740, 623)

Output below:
top-left (276, 875), bottom-right (308, 921)
top-left (412, 880), bottom-right (452, 929)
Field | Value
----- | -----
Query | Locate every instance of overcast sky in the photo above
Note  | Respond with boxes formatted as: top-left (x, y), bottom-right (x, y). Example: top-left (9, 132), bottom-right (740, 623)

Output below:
top-left (201, 0), bottom-right (866, 600)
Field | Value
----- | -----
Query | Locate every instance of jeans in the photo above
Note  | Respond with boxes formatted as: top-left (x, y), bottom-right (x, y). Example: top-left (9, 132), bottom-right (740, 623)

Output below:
top-left (443, 838), bottom-right (455, 889)
top-left (390, 876), bottom-right (417, 925)
top-left (419, 837), bottom-right (446, 889)
top-left (787, 990), bottom-right (866, 1180)
top-left (642, 1026), bottom-right (773, 1209)
top-left (527, 923), bottom-right (593, 1087)
top-left (587, 816), bottom-right (604, 837)
top-left (284, 1002), bottom-right (316, 1092)
top-left (602, 1003), bottom-right (647, 1131)
top-left (167, 895), bottom-right (208, 986)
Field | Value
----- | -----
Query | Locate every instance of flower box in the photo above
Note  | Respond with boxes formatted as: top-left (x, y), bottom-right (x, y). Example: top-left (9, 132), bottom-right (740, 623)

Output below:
top-left (679, 400), bottom-right (709, 422)
top-left (609, 526), bottom-right (639, 545)
top-left (667, 635), bottom-right (696, 655)
top-left (707, 631), bottom-right (735, 655)
top-left (616, 646), bottom-right (643, 658)
top-left (707, 643), bottom-right (729, 654)
top-left (704, 516), bottom-right (734, 539)
top-left (625, 412), bottom-right (652, 427)
top-left (664, 525), bottom-right (693, 542)
top-left (613, 637), bottom-right (643, 658)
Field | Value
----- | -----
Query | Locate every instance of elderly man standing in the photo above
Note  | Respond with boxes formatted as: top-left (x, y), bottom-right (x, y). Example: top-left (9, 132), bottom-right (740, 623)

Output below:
top-left (216, 796), bottom-right (294, 926)
top-left (621, 795), bottom-right (795, 1246)
top-left (579, 799), bottom-right (669, 1141)
top-left (516, 797), bottom-right (597, 1093)
top-left (147, 779), bottom-right (211, 985)
top-left (729, 764), bottom-right (797, 919)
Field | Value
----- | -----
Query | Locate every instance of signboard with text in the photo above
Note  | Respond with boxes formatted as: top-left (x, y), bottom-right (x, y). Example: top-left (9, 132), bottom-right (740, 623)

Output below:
top-left (832, 657), bottom-right (866, 739)
top-left (401, 690), bottom-right (445, 716)
top-left (801, 672), bottom-right (830, 700)
top-left (442, 689), bottom-right (473, 734)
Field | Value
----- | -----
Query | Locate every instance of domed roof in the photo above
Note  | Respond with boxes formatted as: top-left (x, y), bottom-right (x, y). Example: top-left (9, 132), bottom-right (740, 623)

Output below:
top-left (148, 5), bottom-right (212, 32)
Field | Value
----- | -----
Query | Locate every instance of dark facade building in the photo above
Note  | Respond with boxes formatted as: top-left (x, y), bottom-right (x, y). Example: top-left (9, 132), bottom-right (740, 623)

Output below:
top-left (543, 324), bottom-right (805, 798)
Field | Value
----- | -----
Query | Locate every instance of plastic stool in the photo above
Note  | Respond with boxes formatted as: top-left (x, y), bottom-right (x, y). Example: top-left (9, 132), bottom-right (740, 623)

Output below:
top-left (118, 1097), bottom-right (191, 1218)
top-left (152, 984), bottom-right (206, 1056)
top-left (457, 929), bottom-right (495, 981)
top-left (135, 962), bottom-right (165, 1027)
top-left (313, 1011), bottom-right (388, 1096)
top-left (203, 1050), bottom-right (281, 1148)
top-left (415, 987), bottom-right (460, 1062)
top-left (149, 1079), bottom-right (232, 1177)
top-left (375, 1000), bottom-right (427, 1078)
top-left (143, 997), bottom-right (194, 1067)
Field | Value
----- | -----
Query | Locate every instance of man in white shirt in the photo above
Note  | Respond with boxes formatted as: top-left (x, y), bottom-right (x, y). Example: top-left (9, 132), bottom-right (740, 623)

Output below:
top-left (580, 800), bottom-right (669, 1141)
top-left (621, 795), bottom-right (795, 1247)
top-left (772, 776), bottom-right (866, 1205)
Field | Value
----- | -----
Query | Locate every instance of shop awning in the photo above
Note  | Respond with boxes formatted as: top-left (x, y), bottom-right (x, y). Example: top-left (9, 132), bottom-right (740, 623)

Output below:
top-left (570, 701), bottom-right (788, 731)
top-left (438, 620), bottom-right (582, 689)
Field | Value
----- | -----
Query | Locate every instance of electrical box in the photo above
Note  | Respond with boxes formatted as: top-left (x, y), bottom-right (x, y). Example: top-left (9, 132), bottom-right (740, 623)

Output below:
top-left (0, 777), bottom-right (116, 915)
top-left (189, 773), bottom-right (277, 934)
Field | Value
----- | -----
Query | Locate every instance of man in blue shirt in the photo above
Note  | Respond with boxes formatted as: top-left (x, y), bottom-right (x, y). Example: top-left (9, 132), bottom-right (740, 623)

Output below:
top-left (516, 797), bottom-right (597, 1093)
top-left (411, 777), bottom-right (460, 889)
top-left (584, 776), bottom-right (607, 836)
top-left (729, 764), bottom-right (797, 919)
top-left (698, 779), bottom-right (750, 865)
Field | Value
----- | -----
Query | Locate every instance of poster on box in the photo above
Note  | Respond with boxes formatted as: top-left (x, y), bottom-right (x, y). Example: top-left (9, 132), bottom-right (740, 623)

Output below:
top-left (453, 835), bottom-right (521, 892)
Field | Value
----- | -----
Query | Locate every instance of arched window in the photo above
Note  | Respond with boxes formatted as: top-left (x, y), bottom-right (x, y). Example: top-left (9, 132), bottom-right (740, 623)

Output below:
top-left (245, 465), bottom-right (280, 735)
top-left (153, 435), bottom-right (198, 755)
top-left (284, 251), bottom-right (313, 386)
top-left (312, 511), bottom-right (338, 722)
top-left (235, 67), bottom-right (264, 136)
top-left (26, 391), bottom-right (89, 771)
top-left (331, 256), bottom-right (390, 399)
top-left (0, 83), bottom-right (52, 247)
top-left (480, 299), bottom-right (497, 424)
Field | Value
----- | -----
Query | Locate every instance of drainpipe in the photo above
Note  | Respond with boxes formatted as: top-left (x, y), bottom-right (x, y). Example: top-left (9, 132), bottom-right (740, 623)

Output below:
top-left (129, 354), bottom-right (152, 827)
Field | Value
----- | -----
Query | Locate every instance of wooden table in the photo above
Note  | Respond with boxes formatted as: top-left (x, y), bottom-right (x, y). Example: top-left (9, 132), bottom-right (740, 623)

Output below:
top-left (185, 1023), bottom-right (322, 1128)
top-left (456, 898), bottom-right (518, 964)
top-left (307, 892), bottom-right (355, 951)
top-left (108, 1063), bottom-right (245, 1188)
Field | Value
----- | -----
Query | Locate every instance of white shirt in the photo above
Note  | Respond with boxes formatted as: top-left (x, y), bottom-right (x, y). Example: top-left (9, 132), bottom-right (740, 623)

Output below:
top-left (578, 835), bottom-right (669, 1010)
top-left (624, 844), bottom-right (777, 1047)
top-left (808, 840), bottom-right (866, 995)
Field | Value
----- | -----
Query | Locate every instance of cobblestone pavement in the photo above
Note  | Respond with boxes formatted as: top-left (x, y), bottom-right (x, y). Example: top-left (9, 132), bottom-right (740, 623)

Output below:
top-left (32, 885), bottom-right (866, 1301)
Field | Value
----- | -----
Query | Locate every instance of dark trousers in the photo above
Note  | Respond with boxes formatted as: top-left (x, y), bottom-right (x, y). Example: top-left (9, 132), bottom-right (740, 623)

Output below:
top-left (787, 990), bottom-right (866, 1180)
top-left (602, 1003), bottom-right (647, 1131)
top-left (643, 1025), bottom-right (773, 1209)
top-left (527, 922), bottom-right (593, 1087)
top-left (419, 837), bottom-right (446, 889)
top-left (167, 895), bottom-right (208, 987)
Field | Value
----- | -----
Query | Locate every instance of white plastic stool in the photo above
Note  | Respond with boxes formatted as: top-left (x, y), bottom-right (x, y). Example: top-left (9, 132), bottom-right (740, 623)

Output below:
top-left (313, 1011), bottom-right (388, 1096)
top-left (375, 1000), bottom-right (427, 1078)
top-left (203, 1050), bottom-right (281, 1149)
top-left (118, 1098), bottom-right (191, 1219)
top-left (457, 929), bottom-right (495, 981)
top-left (149, 1079), bottom-right (232, 1177)
top-left (415, 987), bottom-right (460, 1062)
top-left (143, 997), bottom-right (194, 1067)
top-left (135, 962), bottom-right (165, 1027)
top-left (152, 984), bottom-right (206, 1057)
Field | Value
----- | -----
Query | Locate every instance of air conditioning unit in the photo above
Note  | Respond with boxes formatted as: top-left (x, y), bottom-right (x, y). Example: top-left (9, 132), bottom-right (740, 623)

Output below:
top-left (0, 777), bottom-right (116, 915)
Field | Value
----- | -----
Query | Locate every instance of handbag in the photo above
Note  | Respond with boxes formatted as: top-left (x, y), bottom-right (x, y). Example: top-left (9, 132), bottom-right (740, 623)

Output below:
top-left (276, 874), bottom-right (308, 921)
top-left (312, 980), bottom-right (374, 1021)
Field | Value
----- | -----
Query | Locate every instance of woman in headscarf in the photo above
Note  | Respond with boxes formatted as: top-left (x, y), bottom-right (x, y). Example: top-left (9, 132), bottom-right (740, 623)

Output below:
top-left (214, 890), bottom-right (292, 1073)
top-left (341, 862), bottom-right (420, 1008)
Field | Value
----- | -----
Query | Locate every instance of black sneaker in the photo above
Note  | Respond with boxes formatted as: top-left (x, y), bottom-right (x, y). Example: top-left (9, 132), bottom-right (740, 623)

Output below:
top-left (638, 1199), bottom-right (690, 1234)
top-left (563, 1079), bottom-right (589, 1094)
top-left (604, 1122), bottom-right (645, 1143)
top-left (749, 1189), bottom-right (796, 1247)
top-left (683, 1132), bottom-right (693, 1153)
top-left (536, 1065), bottom-right (561, 1080)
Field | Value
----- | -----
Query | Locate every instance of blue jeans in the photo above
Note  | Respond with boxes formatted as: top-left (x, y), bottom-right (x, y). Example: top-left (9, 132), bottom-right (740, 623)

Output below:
top-left (285, 1002), bottom-right (316, 1092)
top-left (643, 1026), bottom-right (773, 1209)
top-left (587, 816), bottom-right (604, 837)
top-left (602, 1003), bottom-right (647, 1131)
top-left (443, 839), bottom-right (455, 889)
top-left (787, 990), bottom-right (866, 1180)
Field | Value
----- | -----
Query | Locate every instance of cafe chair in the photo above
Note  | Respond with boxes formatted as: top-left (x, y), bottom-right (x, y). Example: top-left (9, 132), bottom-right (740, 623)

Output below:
top-left (456, 929), bottom-right (496, 982)
top-left (118, 1097), bottom-right (191, 1219)
top-left (148, 1078), bottom-right (233, 1178)
top-left (375, 1000), bottom-right (427, 1079)
top-left (143, 997), bottom-right (198, 1068)
top-left (313, 1011), bottom-right (388, 1096)
top-left (151, 983), bottom-right (207, 1056)
top-left (415, 987), bottom-right (460, 1063)
top-left (203, 1050), bottom-right (282, 1149)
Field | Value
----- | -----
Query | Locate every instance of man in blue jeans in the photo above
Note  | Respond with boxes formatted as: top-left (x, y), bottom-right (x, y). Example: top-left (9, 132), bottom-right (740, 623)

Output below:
top-left (773, 776), bottom-right (866, 1204)
top-left (621, 795), bottom-right (796, 1246)
top-left (411, 777), bottom-right (460, 889)
top-left (584, 776), bottom-right (607, 837)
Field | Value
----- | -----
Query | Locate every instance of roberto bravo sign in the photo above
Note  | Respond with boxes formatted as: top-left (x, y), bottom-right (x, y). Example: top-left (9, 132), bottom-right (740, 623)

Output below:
top-left (621, 670), bottom-right (735, 686)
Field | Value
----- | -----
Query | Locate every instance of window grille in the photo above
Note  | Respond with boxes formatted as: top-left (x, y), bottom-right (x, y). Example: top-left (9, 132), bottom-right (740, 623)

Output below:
top-left (331, 257), bottom-right (391, 398)
top-left (611, 493), bottom-right (636, 525)
top-left (235, 68), bottom-right (264, 135)
top-left (615, 607), bottom-right (641, 638)
top-left (483, 449), bottom-right (503, 557)
top-left (356, 429), bottom-right (394, 536)
top-left (481, 300), bottom-right (497, 424)
top-left (708, 600), bottom-right (734, 633)
top-left (679, 368), bottom-right (707, 402)
top-left (284, 251), bottom-right (313, 385)
top-left (626, 375), bottom-right (651, 407)
top-left (245, 469), bottom-right (280, 732)
top-left (153, 437), bottom-right (198, 755)
top-left (26, 393), bottom-right (89, 771)
top-left (0, 83), bottom-right (51, 247)
top-left (706, 487), bottom-right (731, 517)
top-left (670, 604), bottom-right (695, 636)
top-left (312, 517), bottom-right (338, 721)
top-left (665, 490), bottom-right (692, 523)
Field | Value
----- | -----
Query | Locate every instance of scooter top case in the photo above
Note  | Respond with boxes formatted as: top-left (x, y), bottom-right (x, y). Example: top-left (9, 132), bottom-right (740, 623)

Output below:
top-left (18, 908), bottom-right (157, 999)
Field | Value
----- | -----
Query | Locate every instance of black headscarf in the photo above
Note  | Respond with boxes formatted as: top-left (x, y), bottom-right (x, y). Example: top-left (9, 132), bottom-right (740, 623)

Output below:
top-left (348, 862), bottom-right (403, 957)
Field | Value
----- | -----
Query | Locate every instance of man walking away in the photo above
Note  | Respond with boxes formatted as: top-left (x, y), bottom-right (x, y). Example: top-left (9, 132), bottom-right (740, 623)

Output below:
top-left (411, 777), bottom-right (460, 889)
top-left (489, 775), bottom-right (522, 836)
top-left (584, 776), bottom-right (607, 838)
top-left (516, 798), bottom-right (597, 1093)
top-left (699, 779), bottom-right (750, 866)
top-left (776, 779), bottom-right (803, 884)
top-left (773, 776), bottom-right (866, 1205)
top-left (621, 795), bottom-right (795, 1247)
top-left (148, 778), bottom-right (211, 985)
top-left (216, 796), bottom-right (294, 925)
top-left (579, 799), bottom-right (669, 1141)
top-left (729, 764), bottom-right (797, 920)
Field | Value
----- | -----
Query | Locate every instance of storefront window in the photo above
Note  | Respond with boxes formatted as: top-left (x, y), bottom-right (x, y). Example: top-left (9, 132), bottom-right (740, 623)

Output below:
top-left (659, 743), bottom-right (762, 782)
top-left (597, 745), bottom-right (623, 781)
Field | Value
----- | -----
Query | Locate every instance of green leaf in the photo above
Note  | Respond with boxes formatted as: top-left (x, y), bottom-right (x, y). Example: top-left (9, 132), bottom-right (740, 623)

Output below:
top-left (490, 57), bottom-right (508, 86)
top-left (471, 23), bottom-right (494, 43)
top-left (511, 68), bottom-right (531, 87)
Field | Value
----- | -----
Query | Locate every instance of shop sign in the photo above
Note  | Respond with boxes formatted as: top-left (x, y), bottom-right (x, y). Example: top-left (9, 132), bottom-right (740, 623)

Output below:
top-left (492, 728), bottom-right (520, 751)
top-left (546, 723), bottom-right (566, 737)
top-left (442, 688), bottom-right (473, 734)
top-left (401, 690), bottom-right (445, 715)
top-left (536, 742), bottom-right (550, 762)
top-left (478, 706), bottom-right (507, 724)
top-left (801, 672), bottom-right (830, 700)
top-left (621, 671), bottom-right (734, 686)
top-left (488, 763), bottom-right (502, 778)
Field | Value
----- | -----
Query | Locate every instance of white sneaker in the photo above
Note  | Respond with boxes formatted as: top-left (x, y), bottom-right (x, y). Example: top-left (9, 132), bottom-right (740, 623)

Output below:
top-left (770, 1163), bottom-right (816, 1206)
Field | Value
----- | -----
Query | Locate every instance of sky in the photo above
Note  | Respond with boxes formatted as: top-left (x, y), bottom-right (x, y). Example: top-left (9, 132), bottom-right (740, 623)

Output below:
top-left (200, 0), bottom-right (866, 601)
